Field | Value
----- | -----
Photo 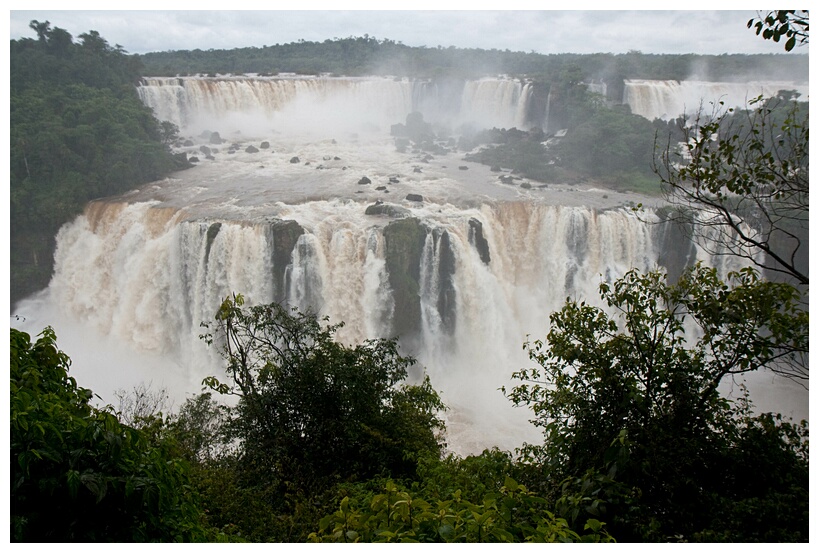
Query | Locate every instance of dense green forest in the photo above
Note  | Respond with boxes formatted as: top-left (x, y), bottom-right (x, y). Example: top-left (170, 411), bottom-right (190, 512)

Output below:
top-left (138, 34), bottom-right (808, 88)
top-left (9, 15), bottom-right (810, 542)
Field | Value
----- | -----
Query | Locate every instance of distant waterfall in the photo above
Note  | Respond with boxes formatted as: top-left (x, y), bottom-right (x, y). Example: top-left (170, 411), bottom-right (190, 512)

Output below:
top-left (137, 76), bottom-right (538, 134)
top-left (458, 79), bottom-right (534, 129)
top-left (138, 76), bottom-right (430, 136)
top-left (623, 79), bottom-right (809, 120)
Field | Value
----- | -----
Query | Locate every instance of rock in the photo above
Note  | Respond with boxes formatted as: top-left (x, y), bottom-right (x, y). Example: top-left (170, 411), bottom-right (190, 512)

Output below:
top-left (389, 177), bottom-right (400, 184)
top-left (264, 220), bottom-right (305, 303)
top-left (405, 111), bottom-right (433, 143)
top-left (260, 141), bottom-right (270, 149)
top-left (358, 176), bottom-right (372, 185)
top-left (405, 194), bottom-right (424, 202)
top-left (365, 203), bottom-right (410, 218)
top-left (290, 156), bottom-right (300, 163)
top-left (204, 223), bottom-right (222, 260)
top-left (333, 156), bottom-right (341, 160)
top-left (206, 154), bottom-right (215, 160)
top-left (413, 167), bottom-right (422, 173)
top-left (468, 219), bottom-right (491, 265)
top-left (521, 182), bottom-right (532, 189)
top-left (656, 209), bottom-right (699, 283)
top-left (376, 186), bottom-right (387, 191)
top-left (499, 175), bottom-right (515, 184)
top-left (199, 145), bottom-right (212, 155)
top-left (183, 139), bottom-right (194, 147)
top-left (245, 145), bottom-right (259, 153)
top-left (458, 166), bottom-right (469, 170)
top-left (209, 132), bottom-right (223, 144)
top-left (189, 156), bottom-right (200, 162)
top-left (383, 218), bottom-right (427, 340)
top-left (490, 165), bottom-right (501, 172)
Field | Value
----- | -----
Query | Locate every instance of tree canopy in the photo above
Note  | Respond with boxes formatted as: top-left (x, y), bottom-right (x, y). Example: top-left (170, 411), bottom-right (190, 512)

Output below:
top-left (505, 265), bottom-right (808, 541)
top-left (200, 294), bottom-right (446, 492)
top-left (10, 327), bottom-right (206, 542)
top-left (655, 93), bottom-right (809, 285)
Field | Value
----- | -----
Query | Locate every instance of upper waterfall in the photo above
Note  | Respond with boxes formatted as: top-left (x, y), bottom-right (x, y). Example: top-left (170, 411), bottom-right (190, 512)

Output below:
top-left (137, 75), bottom-right (540, 136)
top-left (623, 79), bottom-right (809, 121)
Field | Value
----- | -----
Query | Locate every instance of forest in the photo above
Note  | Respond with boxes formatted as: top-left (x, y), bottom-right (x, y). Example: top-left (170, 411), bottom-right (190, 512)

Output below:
top-left (9, 14), bottom-right (810, 543)
top-left (138, 33), bottom-right (808, 86)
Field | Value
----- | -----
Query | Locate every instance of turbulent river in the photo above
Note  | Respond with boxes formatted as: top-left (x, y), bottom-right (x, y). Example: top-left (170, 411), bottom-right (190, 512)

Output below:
top-left (12, 76), bottom-right (808, 455)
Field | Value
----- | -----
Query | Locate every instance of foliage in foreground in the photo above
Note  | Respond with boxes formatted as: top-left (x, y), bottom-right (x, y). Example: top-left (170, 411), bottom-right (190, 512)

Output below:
top-left (200, 295), bottom-right (446, 490)
top-left (181, 295), bottom-right (447, 540)
top-left (10, 327), bottom-right (206, 542)
top-left (506, 264), bottom-right (809, 541)
top-left (655, 93), bottom-right (809, 285)
top-left (11, 261), bottom-right (810, 542)
top-left (309, 477), bottom-right (612, 543)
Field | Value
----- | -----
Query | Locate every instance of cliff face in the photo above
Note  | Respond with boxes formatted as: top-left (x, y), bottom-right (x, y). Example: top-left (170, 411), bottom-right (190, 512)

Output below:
top-left (266, 219), bottom-right (305, 303)
top-left (383, 217), bottom-right (428, 342)
top-left (654, 211), bottom-right (699, 284)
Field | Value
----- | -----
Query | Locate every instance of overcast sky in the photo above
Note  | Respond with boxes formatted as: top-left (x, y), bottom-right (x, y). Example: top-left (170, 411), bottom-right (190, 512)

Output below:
top-left (7, 3), bottom-right (811, 57)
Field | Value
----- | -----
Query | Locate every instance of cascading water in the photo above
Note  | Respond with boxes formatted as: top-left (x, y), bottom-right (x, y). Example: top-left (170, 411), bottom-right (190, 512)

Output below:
top-left (137, 75), bottom-right (539, 135)
top-left (458, 79), bottom-right (533, 129)
top-left (14, 75), bottom-right (808, 455)
top-left (623, 79), bottom-right (809, 121)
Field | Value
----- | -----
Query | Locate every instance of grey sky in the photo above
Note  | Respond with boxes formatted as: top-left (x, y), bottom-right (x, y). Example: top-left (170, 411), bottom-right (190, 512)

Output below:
top-left (7, 5), bottom-right (809, 56)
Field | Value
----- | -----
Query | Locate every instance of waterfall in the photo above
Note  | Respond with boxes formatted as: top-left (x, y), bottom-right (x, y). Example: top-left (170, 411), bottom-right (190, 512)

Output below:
top-left (458, 78), bottom-right (533, 129)
top-left (137, 76), bottom-right (538, 134)
top-left (40, 195), bottom-right (773, 453)
top-left (623, 79), bottom-right (809, 121)
top-left (542, 84), bottom-right (553, 133)
top-left (13, 74), bottom-right (806, 456)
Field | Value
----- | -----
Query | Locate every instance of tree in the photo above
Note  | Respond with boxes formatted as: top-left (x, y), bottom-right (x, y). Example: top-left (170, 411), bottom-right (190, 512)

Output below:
top-left (748, 10), bottom-right (809, 52)
top-left (654, 94), bottom-right (809, 285)
top-left (199, 295), bottom-right (446, 493)
top-left (10, 327), bottom-right (206, 542)
top-left (114, 383), bottom-right (171, 428)
top-left (29, 19), bottom-right (51, 43)
top-left (505, 265), bottom-right (808, 540)
top-left (654, 12), bottom-right (810, 286)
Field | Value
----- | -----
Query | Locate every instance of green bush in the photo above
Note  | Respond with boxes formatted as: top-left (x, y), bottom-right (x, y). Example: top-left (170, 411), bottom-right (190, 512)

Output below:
top-left (10, 327), bottom-right (206, 542)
